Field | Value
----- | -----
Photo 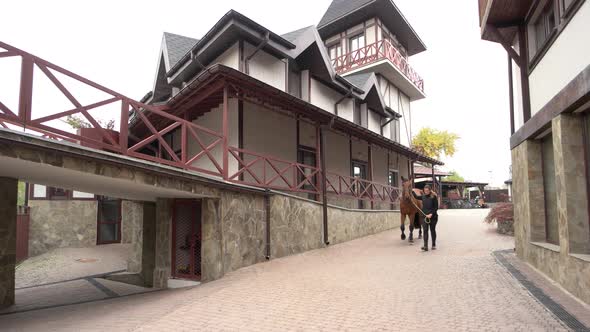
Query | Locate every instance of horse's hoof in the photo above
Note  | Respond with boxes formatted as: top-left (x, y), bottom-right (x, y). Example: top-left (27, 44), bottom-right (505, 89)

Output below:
top-left (409, 239), bottom-right (414, 243)
top-left (401, 234), bottom-right (406, 240)
top-left (418, 235), bottom-right (422, 239)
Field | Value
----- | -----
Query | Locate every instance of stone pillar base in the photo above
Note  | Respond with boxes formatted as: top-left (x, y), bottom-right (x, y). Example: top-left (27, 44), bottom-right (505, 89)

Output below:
top-left (0, 177), bottom-right (17, 308)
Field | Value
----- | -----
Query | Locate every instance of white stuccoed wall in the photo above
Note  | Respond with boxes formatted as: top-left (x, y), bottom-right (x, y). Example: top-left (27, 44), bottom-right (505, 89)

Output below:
top-left (189, 98), bottom-right (239, 176)
top-left (529, 2), bottom-right (590, 115)
top-left (213, 42), bottom-right (240, 69)
top-left (245, 42), bottom-right (286, 91)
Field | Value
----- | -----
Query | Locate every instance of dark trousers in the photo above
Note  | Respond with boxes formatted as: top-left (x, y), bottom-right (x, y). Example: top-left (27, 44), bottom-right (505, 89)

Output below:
top-left (422, 215), bottom-right (438, 247)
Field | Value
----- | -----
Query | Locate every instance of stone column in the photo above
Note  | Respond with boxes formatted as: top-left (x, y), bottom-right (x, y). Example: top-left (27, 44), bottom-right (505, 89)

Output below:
top-left (512, 140), bottom-right (546, 257)
top-left (123, 201), bottom-right (144, 273)
top-left (553, 115), bottom-right (590, 254)
top-left (141, 202), bottom-right (156, 287)
top-left (0, 177), bottom-right (17, 308)
top-left (153, 198), bottom-right (172, 288)
top-left (201, 198), bottom-right (223, 282)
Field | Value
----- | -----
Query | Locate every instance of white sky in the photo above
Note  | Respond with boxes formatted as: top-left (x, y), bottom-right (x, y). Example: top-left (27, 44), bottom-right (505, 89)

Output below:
top-left (1, 0), bottom-right (511, 187)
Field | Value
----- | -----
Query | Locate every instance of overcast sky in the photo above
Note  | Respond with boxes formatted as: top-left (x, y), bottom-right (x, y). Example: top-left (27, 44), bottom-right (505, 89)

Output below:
top-left (1, 0), bottom-right (511, 187)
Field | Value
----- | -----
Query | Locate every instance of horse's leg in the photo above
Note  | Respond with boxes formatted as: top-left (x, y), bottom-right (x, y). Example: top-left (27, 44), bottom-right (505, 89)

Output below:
top-left (416, 213), bottom-right (423, 239)
top-left (409, 212), bottom-right (415, 243)
top-left (400, 214), bottom-right (406, 240)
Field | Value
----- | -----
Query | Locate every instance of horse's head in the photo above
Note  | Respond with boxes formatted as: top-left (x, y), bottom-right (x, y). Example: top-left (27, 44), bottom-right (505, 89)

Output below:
top-left (401, 176), bottom-right (413, 200)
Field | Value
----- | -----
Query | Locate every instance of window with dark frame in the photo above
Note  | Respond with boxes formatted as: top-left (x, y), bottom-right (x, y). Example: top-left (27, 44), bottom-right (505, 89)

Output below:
top-left (584, 114), bottom-right (590, 243)
top-left (541, 133), bottom-right (559, 245)
top-left (48, 187), bottom-right (69, 200)
top-left (388, 170), bottom-right (399, 188)
top-left (529, 0), bottom-right (584, 62)
top-left (349, 34), bottom-right (365, 53)
top-left (97, 196), bottom-right (122, 244)
top-left (560, 0), bottom-right (577, 14)
top-left (532, 1), bottom-right (557, 55)
top-left (328, 44), bottom-right (342, 61)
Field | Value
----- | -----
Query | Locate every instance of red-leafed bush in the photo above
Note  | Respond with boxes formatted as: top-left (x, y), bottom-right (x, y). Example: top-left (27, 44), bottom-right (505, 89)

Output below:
top-left (485, 203), bottom-right (514, 235)
top-left (484, 203), bottom-right (514, 224)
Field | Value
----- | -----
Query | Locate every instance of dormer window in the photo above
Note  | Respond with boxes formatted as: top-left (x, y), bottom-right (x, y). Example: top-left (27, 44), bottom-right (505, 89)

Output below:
top-left (349, 33), bottom-right (365, 52)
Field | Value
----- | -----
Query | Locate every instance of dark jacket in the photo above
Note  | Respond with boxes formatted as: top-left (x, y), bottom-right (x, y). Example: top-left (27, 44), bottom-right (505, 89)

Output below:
top-left (412, 191), bottom-right (439, 217)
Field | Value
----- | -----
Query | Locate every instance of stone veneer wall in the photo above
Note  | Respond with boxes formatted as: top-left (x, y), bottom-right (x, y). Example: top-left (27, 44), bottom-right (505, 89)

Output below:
top-left (0, 177), bottom-right (17, 308)
top-left (269, 193), bottom-right (400, 257)
top-left (123, 200), bottom-right (144, 273)
top-left (28, 200), bottom-right (98, 256)
top-left (512, 114), bottom-right (590, 305)
top-left (150, 190), bottom-right (400, 287)
top-left (27, 199), bottom-right (144, 258)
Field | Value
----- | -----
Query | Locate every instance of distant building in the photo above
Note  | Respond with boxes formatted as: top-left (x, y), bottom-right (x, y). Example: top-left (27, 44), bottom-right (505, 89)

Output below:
top-left (478, 0), bottom-right (590, 304)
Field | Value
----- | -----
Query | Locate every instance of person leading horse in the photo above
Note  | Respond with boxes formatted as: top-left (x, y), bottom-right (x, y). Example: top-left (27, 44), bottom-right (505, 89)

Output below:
top-left (399, 177), bottom-right (422, 243)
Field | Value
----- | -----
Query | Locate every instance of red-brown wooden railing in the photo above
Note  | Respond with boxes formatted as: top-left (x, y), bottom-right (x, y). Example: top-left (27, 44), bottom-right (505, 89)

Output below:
top-left (325, 171), bottom-right (400, 203)
top-left (0, 41), bottom-right (224, 178)
top-left (331, 39), bottom-right (424, 93)
top-left (0, 41), bottom-right (402, 205)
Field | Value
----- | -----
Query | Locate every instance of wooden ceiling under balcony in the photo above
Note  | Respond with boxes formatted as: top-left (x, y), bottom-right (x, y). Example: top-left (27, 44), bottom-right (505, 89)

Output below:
top-left (479, 0), bottom-right (535, 43)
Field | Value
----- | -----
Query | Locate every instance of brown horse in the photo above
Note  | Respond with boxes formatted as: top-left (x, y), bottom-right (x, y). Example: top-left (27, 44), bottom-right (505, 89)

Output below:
top-left (400, 177), bottom-right (422, 243)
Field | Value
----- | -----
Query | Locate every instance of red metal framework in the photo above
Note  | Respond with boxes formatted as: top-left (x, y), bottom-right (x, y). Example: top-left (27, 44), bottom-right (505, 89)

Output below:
top-left (325, 171), bottom-right (400, 203)
top-left (331, 39), bottom-right (425, 93)
top-left (0, 41), bottom-right (403, 205)
top-left (0, 41), bottom-right (225, 177)
top-left (228, 146), bottom-right (321, 194)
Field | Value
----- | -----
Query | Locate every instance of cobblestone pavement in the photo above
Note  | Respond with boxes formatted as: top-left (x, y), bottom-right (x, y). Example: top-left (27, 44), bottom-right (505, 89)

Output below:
top-left (0, 210), bottom-right (573, 331)
top-left (1, 244), bottom-right (154, 315)
top-left (16, 244), bottom-right (131, 288)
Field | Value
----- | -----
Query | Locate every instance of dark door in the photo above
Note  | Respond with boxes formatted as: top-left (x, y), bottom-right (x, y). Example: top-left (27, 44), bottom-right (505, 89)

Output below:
top-left (172, 199), bottom-right (202, 281)
top-left (97, 197), bottom-right (122, 244)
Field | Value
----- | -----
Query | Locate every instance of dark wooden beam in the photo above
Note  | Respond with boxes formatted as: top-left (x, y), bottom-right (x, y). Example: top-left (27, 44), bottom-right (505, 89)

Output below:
top-left (508, 53), bottom-right (515, 134)
top-left (486, 24), bottom-right (523, 67)
top-left (518, 25), bottom-right (532, 122)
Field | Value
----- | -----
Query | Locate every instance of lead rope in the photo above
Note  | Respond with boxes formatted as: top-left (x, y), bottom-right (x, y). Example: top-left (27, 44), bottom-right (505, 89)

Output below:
top-left (407, 189), bottom-right (431, 224)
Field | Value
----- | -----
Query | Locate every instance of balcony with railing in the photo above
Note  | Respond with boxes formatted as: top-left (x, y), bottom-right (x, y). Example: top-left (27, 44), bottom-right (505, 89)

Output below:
top-left (331, 39), bottom-right (425, 100)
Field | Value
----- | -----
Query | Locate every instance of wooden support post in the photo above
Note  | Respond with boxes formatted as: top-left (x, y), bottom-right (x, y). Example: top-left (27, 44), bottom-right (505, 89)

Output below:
top-left (18, 56), bottom-right (34, 123)
top-left (320, 125), bottom-right (329, 245)
top-left (508, 54), bottom-right (515, 134)
top-left (222, 84), bottom-right (229, 180)
top-left (368, 143), bottom-right (373, 209)
top-left (315, 123), bottom-right (321, 202)
top-left (518, 25), bottom-right (531, 122)
top-left (238, 99), bottom-right (244, 180)
top-left (181, 111), bottom-right (188, 165)
top-left (119, 100), bottom-right (129, 154)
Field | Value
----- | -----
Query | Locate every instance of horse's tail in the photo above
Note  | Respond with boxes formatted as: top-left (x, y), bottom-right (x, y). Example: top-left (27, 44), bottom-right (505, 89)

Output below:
top-left (413, 212), bottom-right (421, 228)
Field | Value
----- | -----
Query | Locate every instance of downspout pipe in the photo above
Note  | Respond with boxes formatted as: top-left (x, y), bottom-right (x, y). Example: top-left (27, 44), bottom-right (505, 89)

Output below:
top-left (265, 189), bottom-right (271, 260)
top-left (245, 31), bottom-right (270, 74)
top-left (319, 125), bottom-right (330, 245)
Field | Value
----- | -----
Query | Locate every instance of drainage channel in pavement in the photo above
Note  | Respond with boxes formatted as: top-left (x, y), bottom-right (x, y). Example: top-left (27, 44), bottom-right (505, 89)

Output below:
top-left (493, 250), bottom-right (590, 332)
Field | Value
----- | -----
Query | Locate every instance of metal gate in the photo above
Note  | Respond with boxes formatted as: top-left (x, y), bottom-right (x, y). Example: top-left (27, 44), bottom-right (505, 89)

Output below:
top-left (171, 199), bottom-right (202, 281)
top-left (16, 206), bottom-right (30, 262)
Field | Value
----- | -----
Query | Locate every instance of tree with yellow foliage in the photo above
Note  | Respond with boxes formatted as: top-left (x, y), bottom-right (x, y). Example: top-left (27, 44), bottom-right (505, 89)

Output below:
top-left (411, 127), bottom-right (459, 160)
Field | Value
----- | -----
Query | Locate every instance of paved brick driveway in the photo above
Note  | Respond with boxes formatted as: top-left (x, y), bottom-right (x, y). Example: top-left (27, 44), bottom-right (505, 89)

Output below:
top-left (0, 210), bottom-right (570, 331)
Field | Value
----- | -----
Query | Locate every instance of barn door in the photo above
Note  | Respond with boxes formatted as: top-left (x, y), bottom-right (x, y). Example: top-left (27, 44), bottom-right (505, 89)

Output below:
top-left (172, 199), bottom-right (202, 281)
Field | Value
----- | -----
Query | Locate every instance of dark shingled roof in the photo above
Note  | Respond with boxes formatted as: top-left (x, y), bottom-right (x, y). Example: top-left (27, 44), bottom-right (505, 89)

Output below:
top-left (342, 72), bottom-right (372, 90)
top-left (318, 0), bottom-right (373, 28)
top-left (163, 32), bottom-right (199, 68)
top-left (281, 26), bottom-right (314, 43)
